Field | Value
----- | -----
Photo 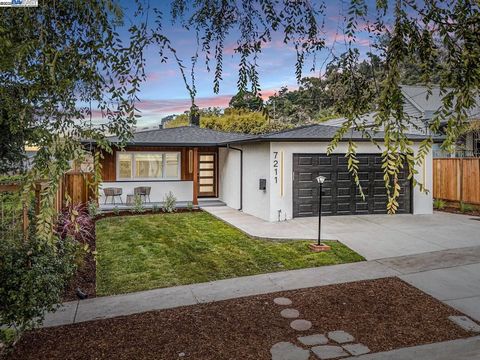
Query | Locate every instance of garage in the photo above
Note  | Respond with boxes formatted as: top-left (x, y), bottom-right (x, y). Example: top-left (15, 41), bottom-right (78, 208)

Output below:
top-left (293, 153), bottom-right (412, 217)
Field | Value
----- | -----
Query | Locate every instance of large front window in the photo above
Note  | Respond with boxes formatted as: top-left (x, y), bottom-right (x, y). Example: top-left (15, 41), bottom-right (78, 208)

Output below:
top-left (117, 152), bottom-right (180, 180)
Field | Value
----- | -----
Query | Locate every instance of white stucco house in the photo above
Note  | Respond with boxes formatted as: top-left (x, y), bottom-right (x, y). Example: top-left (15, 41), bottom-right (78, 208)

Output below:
top-left (92, 121), bottom-right (433, 222)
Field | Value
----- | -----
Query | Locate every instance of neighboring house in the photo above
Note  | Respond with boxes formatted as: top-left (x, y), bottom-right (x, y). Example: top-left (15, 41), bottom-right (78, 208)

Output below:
top-left (324, 85), bottom-right (480, 157)
top-left (91, 122), bottom-right (433, 221)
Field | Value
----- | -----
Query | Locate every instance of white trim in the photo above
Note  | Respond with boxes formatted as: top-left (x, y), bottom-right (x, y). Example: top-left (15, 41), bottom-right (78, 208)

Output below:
top-left (116, 151), bottom-right (181, 181)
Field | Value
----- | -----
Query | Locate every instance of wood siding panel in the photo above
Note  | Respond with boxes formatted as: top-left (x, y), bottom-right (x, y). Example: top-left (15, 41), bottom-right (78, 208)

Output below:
top-left (100, 149), bottom-right (116, 181)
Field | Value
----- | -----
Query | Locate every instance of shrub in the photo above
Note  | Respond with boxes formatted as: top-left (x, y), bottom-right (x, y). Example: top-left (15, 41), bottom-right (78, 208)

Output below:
top-left (162, 191), bottom-right (177, 213)
top-left (113, 206), bottom-right (120, 216)
top-left (0, 235), bottom-right (77, 340)
top-left (459, 202), bottom-right (473, 213)
top-left (87, 201), bottom-right (99, 218)
top-left (56, 204), bottom-right (94, 247)
top-left (433, 199), bottom-right (446, 210)
top-left (132, 195), bottom-right (145, 213)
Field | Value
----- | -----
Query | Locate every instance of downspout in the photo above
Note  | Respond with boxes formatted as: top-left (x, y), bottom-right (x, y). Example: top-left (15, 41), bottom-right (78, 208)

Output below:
top-left (226, 145), bottom-right (243, 211)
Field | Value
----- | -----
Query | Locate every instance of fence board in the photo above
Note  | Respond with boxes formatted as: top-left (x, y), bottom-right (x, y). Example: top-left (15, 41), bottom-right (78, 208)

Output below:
top-left (62, 172), bottom-right (95, 207)
top-left (462, 159), bottom-right (480, 204)
top-left (433, 158), bottom-right (480, 205)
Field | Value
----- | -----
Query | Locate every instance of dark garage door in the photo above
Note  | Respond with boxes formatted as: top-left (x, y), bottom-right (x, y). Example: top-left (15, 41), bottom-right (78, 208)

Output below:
top-left (293, 154), bottom-right (412, 217)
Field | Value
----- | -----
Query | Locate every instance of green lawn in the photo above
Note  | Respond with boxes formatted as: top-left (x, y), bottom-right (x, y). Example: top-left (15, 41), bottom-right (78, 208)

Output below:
top-left (95, 211), bottom-right (364, 296)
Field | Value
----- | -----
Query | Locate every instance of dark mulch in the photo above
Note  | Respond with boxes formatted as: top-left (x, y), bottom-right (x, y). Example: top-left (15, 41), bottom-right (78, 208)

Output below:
top-left (440, 206), bottom-right (480, 217)
top-left (8, 278), bottom-right (473, 360)
top-left (63, 224), bottom-right (97, 301)
top-left (63, 251), bottom-right (96, 301)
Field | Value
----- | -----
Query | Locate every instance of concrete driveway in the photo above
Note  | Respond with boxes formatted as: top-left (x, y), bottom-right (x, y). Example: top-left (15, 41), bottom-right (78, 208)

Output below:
top-left (204, 206), bottom-right (480, 326)
top-left (204, 207), bottom-right (480, 260)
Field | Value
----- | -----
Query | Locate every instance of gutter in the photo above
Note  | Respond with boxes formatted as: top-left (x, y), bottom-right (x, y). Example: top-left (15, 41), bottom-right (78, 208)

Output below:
top-left (226, 145), bottom-right (243, 211)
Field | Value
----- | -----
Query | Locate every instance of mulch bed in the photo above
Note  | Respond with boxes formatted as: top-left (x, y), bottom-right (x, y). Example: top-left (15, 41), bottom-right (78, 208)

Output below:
top-left (8, 277), bottom-right (474, 360)
top-left (439, 206), bottom-right (480, 217)
top-left (63, 250), bottom-right (96, 301)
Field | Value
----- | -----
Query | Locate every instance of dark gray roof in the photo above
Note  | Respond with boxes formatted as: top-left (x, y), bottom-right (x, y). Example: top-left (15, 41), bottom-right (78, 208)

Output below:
top-left (97, 123), bottom-right (429, 148)
top-left (227, 124), bottom-right (429, 144)
top-left (108, 126), bottom-right (254, 146)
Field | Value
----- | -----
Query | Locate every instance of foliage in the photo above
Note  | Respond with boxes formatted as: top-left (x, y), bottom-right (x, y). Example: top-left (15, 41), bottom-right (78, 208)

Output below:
top-left (87, 201), bottom-right (100, 218)
top-left (0, 235), bottom-right (77, 338)
top-left (132, 195), bottom-right (145, 214)
top-left (0, 1), bottom-right (147, 242)
top-left (0, 328), bottom-right (16, 348)
top-left (163, 0), bottom-right (478, 214)
top-left (56, 204), bottom-right (94, 247)
top-left (186, 201), bottom-right (193, 211)
top-left (2, 0), bottom-right (480, 234)
top-left (162, 191), bottom-right (177, 213)
top-left (113, 206), bottom-right (120, 216)
top-left (166, 108), bottom-right (292, 134)
top-left (459, 202), bottom-right (474, 214)
top-left (95, 212), bottom-right (364, 295)
top-left (0, 109), bottom-right (27, 175)
top-left (433, 199), bottom-right (446, 210)
top-left (229, 91), bottom-right (263, 111)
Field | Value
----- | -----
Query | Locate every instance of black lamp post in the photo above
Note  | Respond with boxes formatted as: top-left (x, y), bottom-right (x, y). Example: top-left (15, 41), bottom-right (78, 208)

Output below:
top-left (315, 175), bottom-right (326, 246)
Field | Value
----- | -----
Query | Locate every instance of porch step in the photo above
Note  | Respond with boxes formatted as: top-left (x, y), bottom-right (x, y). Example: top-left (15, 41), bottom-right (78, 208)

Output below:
top-left (198, 199), bottom-right (226, 207)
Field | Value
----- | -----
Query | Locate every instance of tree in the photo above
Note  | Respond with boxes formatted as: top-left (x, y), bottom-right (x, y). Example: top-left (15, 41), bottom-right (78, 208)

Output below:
top-left (165, 108), bottom-right (290, 134)
top-left (2, 0), bottom-right (479, 226)
top-left (229, 91), bottom-right (263, 111)
top-left (0, 0), bottom-right (146, 241)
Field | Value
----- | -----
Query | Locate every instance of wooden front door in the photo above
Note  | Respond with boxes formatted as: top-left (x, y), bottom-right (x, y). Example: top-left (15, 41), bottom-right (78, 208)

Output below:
top-left (198, 152), bottom-right (217, 197)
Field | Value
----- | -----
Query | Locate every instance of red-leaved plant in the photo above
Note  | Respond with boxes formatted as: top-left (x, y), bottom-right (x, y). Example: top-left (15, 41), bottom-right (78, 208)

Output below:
top-left (56, 204), bottom-right (94, 247)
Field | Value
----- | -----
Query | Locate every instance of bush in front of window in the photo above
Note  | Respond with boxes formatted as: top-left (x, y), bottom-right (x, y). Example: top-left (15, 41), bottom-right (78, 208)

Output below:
top-left (162, 191), bottom-right (177, 213)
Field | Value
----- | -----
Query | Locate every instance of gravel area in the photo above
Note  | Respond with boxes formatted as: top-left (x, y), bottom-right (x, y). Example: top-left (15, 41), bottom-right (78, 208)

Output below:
top-left (7, 278), bottom-right (473, 360)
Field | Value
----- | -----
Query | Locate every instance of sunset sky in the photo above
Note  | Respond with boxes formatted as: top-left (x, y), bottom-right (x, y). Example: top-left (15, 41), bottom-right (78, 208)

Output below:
top-left (117, 0), bottom-right (385, 126)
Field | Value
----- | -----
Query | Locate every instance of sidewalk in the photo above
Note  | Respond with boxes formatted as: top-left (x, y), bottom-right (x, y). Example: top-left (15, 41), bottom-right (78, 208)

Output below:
top-left (43, 245), bottom-right (480, 328)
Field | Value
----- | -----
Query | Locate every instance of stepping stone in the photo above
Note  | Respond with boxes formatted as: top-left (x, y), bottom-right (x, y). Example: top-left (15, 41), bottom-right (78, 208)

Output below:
top-left (280, 308), bottom-right (300, 319)
top-left (448, 315), bottom-right (480, 332)
top-left (270, 342), bottom-right (310, 360)
top-left (327, 330), bottom-right (355, 344)
top-left (290, 319), bottom-right (312, 331)
top-left (343, 343), bottom-right (371, 356)
top-left (311, 345), bottom-right (349, 359)
top-left (274, 297), bottom-right (292, 306)
top-left (298, 334), bottom-right (328, 346)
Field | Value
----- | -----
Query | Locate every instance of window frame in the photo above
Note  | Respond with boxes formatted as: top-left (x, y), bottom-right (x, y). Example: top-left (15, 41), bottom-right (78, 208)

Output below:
top-left (116, 151), bottom-right (181, 181)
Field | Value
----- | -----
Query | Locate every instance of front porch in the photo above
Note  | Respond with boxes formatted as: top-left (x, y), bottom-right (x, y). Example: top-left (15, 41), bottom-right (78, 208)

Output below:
top-left (99, 198), bottom-right (225, 212)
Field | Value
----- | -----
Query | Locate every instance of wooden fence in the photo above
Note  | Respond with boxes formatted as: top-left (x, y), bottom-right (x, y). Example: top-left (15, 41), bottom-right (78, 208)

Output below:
top-left (433, 158), bottom-right (480, 205)
top-left (37, 172), bottom-right (96, 213)
top-left (62, 172), bottom-right (96, 208)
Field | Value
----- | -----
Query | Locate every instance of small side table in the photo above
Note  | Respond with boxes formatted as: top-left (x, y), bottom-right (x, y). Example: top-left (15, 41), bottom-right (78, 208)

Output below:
top-left (126, 195), bottom-right (135, 205)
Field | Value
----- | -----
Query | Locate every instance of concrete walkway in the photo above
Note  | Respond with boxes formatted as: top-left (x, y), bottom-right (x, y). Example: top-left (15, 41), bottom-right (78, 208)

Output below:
top-left (43, 245), bottom-right (480, 328)
top-left (203, 206), bottom-right (480, 260)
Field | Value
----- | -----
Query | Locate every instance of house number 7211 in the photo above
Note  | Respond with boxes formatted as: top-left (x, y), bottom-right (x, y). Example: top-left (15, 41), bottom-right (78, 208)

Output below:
top-left (273, 151), bottom-right (279, 183)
